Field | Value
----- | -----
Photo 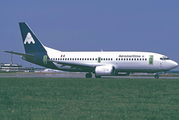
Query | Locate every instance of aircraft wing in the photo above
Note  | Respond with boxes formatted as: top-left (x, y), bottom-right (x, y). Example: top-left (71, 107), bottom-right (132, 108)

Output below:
top-left (48, 60), bottom-right (96, 68)
top-left (3, 50), bottom-right (34, 57)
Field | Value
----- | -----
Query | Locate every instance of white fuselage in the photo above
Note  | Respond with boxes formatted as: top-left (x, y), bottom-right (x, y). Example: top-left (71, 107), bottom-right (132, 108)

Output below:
top-left (45, 46), bottom-right (178, 73)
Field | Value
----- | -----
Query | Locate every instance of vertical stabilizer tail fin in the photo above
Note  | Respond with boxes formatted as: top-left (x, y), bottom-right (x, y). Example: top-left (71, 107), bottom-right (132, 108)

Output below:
top-left (19, 22), bottom-right (46, 54)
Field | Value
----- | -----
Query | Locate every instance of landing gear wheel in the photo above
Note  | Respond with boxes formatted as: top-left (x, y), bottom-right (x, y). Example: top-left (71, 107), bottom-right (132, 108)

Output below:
top-left (155, 75), bottom-right (159, 79)
top-left (95, 75), bottom-right (101, 78)
top-left (85, 73), bottom-right (92, 78)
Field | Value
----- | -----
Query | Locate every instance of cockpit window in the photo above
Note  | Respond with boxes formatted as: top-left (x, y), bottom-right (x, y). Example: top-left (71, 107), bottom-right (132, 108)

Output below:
top-left (160, 56), bottom-right (170, 60)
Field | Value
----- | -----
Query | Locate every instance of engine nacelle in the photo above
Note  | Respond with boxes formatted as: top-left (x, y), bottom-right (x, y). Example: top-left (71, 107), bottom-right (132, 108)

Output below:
top-left (95, 65), bottom-right (115, 76)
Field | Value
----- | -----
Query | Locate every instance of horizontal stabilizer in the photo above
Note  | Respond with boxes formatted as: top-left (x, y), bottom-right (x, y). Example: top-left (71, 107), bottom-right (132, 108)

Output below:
top-left (3, 50), bottom-right (34, 57)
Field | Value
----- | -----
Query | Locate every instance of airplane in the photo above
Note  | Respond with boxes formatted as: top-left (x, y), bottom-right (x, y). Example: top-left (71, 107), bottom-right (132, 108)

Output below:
top-left (3, 22), bottom-right (178, 79)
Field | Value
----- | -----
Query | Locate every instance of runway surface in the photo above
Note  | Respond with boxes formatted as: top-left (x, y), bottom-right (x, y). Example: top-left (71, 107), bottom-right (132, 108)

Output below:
top-left (0, 72), bottom-right (179, 79)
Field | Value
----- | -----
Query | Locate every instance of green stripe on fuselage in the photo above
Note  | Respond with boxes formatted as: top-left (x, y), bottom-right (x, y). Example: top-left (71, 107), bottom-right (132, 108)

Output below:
top-left (149, 55), bottom-right (153, 65)
top-left (43, 55), bottom-right (47, 64)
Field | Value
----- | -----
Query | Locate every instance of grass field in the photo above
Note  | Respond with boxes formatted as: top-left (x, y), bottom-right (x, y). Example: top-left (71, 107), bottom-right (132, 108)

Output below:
top-left (0, 78), bottom-right (179, 120)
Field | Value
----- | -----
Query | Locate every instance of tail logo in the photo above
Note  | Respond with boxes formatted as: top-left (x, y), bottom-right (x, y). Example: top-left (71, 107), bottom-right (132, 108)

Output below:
top-left (24, 32), bottom-right (35, 44)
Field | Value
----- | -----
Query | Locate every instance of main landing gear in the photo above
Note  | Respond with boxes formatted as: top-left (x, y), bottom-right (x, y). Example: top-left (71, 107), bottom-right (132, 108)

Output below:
top-left (95, 75), bottom-right (101, 78)
top-left (85, 73), bottom-right (101, 78)
top-left (85, 73), bottom-right (92, 78)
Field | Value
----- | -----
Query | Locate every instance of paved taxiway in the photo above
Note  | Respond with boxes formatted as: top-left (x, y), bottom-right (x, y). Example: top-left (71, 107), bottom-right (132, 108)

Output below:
top-left (0, 72), bottom-right (179, 79)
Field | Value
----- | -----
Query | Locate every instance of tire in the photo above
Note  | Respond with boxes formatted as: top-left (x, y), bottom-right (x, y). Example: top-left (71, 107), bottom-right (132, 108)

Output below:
top-left (155, 75), bottom-right (159, 79)
top-left (95, 75), bottom-right (101, 78)
top-left (85, 73), bottom-right (92, 78)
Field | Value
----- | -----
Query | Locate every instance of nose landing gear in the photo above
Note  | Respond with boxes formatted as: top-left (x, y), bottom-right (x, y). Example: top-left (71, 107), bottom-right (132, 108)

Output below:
top-left (154, 74), bottom-right (159, 79)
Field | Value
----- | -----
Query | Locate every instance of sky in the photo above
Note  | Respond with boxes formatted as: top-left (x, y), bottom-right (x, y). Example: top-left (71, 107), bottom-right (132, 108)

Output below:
top-left (0, 0), bottom-right (179, 70)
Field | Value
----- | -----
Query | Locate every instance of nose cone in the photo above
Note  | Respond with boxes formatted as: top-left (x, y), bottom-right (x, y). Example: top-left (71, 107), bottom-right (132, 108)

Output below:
top-left (170, 61), bottom-right (178, 69)
top-left (162, 60), bottom-right (178, 71)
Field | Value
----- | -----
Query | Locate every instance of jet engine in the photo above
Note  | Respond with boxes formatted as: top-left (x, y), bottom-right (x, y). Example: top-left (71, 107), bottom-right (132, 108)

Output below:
top-left (95, 65), bottom-right (115, 76)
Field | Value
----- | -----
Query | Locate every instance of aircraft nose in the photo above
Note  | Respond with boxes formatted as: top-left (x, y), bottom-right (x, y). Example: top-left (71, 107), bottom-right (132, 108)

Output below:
top-left (171, 61), bottom-right (178, 69)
